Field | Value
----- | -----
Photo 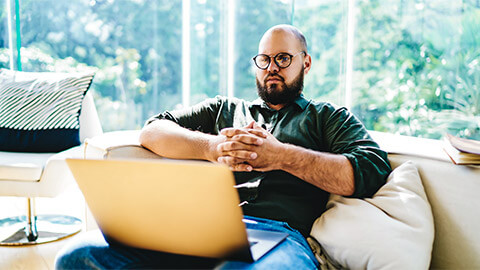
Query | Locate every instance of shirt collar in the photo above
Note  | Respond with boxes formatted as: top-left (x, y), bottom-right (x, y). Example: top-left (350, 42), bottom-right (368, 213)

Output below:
top-left (252, 94), bottom-right (309, 110)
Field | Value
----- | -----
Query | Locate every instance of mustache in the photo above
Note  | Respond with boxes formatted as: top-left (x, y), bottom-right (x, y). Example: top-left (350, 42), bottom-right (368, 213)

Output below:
top-left (265, 74), bottom-right (284, 82)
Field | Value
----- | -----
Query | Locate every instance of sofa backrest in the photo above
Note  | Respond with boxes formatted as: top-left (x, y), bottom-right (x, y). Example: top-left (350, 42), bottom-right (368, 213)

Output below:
top-left (388, 153), bottom-right (480, 269)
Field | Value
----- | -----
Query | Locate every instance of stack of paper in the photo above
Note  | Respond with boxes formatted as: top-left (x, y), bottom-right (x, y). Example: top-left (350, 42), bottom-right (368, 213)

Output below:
top-left (443, 134), bottom-right (480, 165)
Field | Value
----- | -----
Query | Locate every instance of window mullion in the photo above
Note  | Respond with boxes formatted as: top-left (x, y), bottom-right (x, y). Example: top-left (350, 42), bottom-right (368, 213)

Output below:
top-left (227, 0), bottom-right (235, 98)
top-left (6, 0), bottom-right (14, 70)
top-left (345, 0), bottom-right (356, 109)
top-left (182, 0), bottom-right (191, 108)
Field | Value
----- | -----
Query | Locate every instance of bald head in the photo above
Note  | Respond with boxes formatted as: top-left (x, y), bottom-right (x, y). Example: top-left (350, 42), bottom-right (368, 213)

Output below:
top-left (259, 24), bottom-right (308, 54)
top-left (255, 24), bottom-right (312, 109)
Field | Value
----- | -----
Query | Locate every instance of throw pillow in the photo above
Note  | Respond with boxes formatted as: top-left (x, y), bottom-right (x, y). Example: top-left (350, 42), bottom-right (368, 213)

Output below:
top-left (0, 69), bottom-right (95, 152)
top-left (310, 161), bottom-right (434, 270)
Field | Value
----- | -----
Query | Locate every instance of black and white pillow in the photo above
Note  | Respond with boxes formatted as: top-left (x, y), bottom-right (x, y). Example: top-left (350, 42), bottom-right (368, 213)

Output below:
top-left (0, 69), bottom-right (95, 152)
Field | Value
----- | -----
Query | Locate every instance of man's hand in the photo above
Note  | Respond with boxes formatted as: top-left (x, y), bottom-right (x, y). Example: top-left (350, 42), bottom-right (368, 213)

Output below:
top-left (217, 121), bottom-right (284, 172)
top-left (215, 121), bottom-right (266, 171)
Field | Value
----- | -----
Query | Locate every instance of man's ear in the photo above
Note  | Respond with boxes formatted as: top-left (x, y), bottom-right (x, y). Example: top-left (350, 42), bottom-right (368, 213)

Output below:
top-left (303, 53), bottom-right (312, 75)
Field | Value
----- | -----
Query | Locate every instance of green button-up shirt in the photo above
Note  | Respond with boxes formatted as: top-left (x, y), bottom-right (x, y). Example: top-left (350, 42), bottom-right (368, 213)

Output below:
top-left (147, 95), bottom-right (391, 236)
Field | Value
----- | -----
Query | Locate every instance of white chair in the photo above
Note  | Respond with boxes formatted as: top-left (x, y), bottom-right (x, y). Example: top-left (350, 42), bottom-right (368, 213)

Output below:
top-left (0, 92), bottom-right (103, 245)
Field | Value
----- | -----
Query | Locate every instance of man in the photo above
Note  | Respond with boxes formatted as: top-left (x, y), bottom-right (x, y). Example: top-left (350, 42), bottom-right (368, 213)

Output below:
top-left (56, 24), bottom-right (391, 269)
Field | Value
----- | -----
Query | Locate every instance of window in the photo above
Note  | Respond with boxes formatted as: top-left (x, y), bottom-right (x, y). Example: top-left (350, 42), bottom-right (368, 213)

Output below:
top-left (351, 0), bottom-right (480, 140)
top-left (293, 1), bottom-right (348, 107)
top-left (4, 0), bottom-right (479, 140)
top-left (0, 0), bottom-right (11, 69)
top-left (11, 0), bottom-right (183, 131)
top-left (189, 0), bottom-right (221, 105)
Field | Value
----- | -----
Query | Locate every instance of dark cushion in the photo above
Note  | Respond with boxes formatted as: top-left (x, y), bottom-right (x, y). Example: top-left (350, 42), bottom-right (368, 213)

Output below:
top-left (0, 69), bottom-right (95, 153)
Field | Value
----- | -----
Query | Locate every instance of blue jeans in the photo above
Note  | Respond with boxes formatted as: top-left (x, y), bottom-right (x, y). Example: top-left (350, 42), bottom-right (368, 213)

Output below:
top-left (55, 216), bottom-right (319, 269)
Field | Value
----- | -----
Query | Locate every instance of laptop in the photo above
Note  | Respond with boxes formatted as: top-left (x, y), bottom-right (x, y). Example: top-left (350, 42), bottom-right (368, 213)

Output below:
top-left (66, 158), bottom-right (287, 262)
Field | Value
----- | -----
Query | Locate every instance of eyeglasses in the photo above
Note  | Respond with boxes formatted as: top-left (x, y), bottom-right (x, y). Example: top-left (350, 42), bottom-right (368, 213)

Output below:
top-left (252, 51), bottom-right (306, 70)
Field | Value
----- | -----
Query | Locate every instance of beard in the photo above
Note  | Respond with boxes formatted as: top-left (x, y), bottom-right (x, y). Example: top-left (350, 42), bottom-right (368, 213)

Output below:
top-left (256, 70), bottom-right (304, 105)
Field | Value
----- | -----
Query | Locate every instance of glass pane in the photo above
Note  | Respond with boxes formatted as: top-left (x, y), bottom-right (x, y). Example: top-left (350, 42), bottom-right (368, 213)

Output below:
top-left (234, 0), bottom-right (293, 101)
top-left (352, 0), bottom-right (480, 140)
top-left (18, 0), bottom-right (182, 131)
top-left (294, 0), bottom-right (347, 105)
top-left (0, 1), bottom-right (10, 69)
top-left (190, 0), bottom-right (221, 105)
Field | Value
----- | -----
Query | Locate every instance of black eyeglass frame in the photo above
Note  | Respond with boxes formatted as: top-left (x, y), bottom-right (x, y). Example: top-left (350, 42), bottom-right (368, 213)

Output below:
top-left (252, 51), bottom-right (306, 70)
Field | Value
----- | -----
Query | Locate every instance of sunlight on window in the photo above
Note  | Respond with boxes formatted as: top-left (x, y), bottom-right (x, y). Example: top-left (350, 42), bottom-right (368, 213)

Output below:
top-left (3, 0), bottom-right (479, 140)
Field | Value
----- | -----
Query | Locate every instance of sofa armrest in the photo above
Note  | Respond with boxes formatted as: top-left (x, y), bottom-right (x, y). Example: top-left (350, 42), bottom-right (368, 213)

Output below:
top-left (84, 130), bottom-right (162, 160)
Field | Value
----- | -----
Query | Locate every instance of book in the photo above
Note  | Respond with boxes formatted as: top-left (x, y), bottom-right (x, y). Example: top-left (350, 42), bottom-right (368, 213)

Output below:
top-left (443, 134), bottom-right (480, 165)
top-left (446, 133), bottom-right (480, 155)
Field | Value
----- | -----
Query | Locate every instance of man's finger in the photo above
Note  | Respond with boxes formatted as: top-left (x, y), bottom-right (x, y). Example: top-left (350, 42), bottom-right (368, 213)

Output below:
top-left (229, 163), bottom-right (253, 172)
top-left (246, 129), bottom-right (268, 138)
top-left (231, 134), bottom-right (264, 145)
top-left (244, 121), bottom-right (256, 129)
top-left (251, 121), bottom-right (262, 129)
top-left (217, 156), bottom-right (250, 167)
top-left (221, 150), bottom-right (257, 159)
top-left (217, 141), bottom-right (254, 152)
top-left (220, 127), bottom-right (249, 137)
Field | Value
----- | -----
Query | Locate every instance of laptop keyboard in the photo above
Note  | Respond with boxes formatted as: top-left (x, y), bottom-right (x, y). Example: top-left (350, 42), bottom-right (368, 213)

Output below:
top-left (249, 241), bottom-right (258, 247)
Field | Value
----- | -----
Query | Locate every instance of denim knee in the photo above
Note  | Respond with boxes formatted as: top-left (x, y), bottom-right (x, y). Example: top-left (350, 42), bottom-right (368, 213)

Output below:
top-left (55, 245), bottom-right (94, 269)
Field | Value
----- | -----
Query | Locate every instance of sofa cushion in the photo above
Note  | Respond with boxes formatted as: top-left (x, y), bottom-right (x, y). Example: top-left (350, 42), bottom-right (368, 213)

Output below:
top-left (0, 69), bottom-right (94, 153)
top-left (0, 151), bottom-right (55, 181)
top-left (310, 161), bottom-right (434, 270)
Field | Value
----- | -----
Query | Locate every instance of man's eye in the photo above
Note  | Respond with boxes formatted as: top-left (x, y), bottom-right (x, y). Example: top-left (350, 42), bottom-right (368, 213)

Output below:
top-left (259, 57), bottom-right (269, 63)
top-left (277, 55), bottom-right (290, 63)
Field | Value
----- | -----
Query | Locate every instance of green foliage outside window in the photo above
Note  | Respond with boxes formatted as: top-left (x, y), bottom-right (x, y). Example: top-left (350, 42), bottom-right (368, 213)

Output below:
top-left (351, 0), bottom-right (480, 139)
top-left (0, 0), bottom-right (478, 140)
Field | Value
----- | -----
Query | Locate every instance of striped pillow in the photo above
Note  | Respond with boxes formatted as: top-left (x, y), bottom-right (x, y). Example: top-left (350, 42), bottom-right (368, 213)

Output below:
top-left (0, 69), bottom-right (95, 152)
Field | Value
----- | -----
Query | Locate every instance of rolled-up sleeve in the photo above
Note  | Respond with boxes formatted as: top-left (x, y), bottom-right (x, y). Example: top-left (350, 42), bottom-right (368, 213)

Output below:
top-left (145, 96), bottom-right (223, 134)
top-left (322, 105), bottom-right (392, 198)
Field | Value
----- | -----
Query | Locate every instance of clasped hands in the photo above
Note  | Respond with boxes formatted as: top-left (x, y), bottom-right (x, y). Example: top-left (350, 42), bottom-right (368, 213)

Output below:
top-left (215, 121), bottom-right (283, 172)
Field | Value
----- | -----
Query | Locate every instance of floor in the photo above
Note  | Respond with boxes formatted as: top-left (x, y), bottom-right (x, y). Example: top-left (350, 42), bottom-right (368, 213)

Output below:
top-left (0, 184), bottom-right (97, 270)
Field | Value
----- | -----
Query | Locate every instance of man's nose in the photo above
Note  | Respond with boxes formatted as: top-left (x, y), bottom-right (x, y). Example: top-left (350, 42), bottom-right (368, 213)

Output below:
top-left (267, 58), bottom-right (280, 73)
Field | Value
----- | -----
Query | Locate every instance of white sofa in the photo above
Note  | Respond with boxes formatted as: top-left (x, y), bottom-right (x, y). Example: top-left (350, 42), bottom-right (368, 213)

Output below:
top-left (371, 132), bottom-right (480, 269)
top-left (82, 130), bottom-right (480, 269)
